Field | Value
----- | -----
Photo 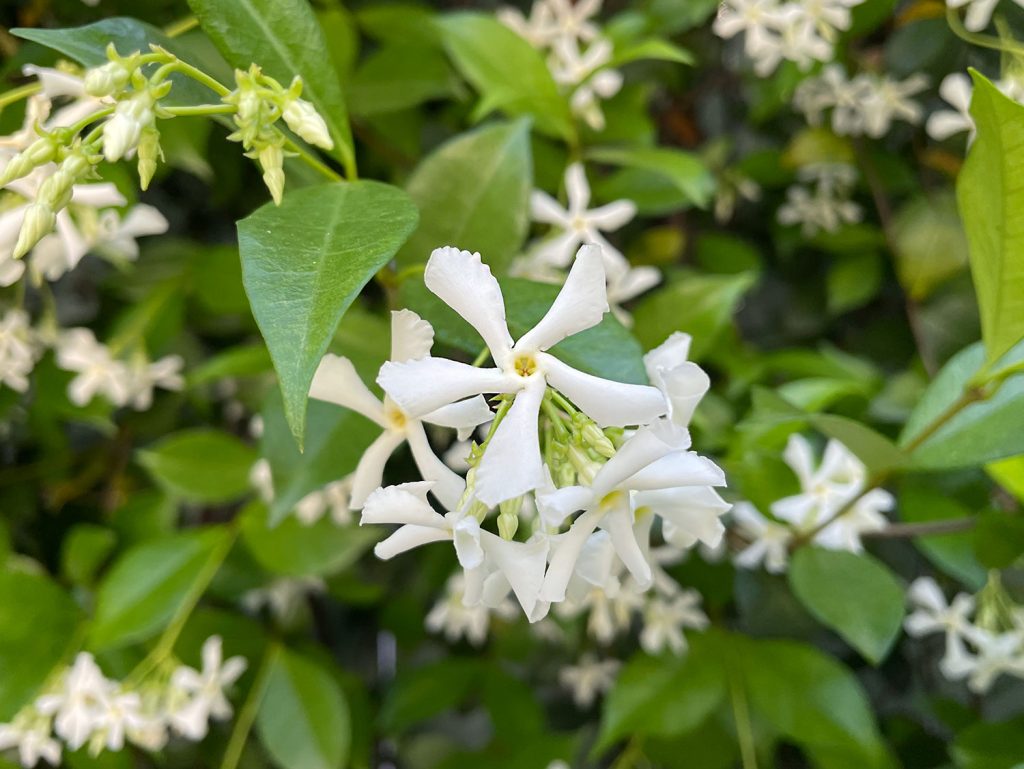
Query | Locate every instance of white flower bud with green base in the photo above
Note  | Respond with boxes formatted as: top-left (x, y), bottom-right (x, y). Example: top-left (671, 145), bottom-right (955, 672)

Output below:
top-left (103, 85), bottom-right (165, 162)
top-left (136, 126), bottom-right (163, 191)
top-left (12, 203), bottom-right (55, 259)
top-left (282, 96), bottom-right (333, 149)
top-left (256, 144), bottom-right (285, 204)
top-left (0, 131), bottom-right (63, 187)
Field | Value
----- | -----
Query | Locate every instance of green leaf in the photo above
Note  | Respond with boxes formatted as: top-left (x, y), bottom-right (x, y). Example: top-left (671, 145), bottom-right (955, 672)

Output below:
top-left (899, 481), bottom-right (986, 589)
top-left (348, 43), bottom-right (454, 117)
top-left (399, 276), bottom-right (649, 385)
top-left (972, 510), bottom-right (1024, 569)
top-left (241, 502), bottom-right (379, 576)
top-left (89, 526), bottom-right (229, 651)
top-left (137, 428), bottom-right (256, 504)
top-left (379, 658), bottom-right (482, 733)
top-left (610, 37), bottom-right (695, 67)
top-left (12, 18), bottom-right (216, 107)
top-left (237, 181), bottom-right (418, 445)
top-left (958, 71), bottom-right (1024, 363)
top-left (988, 455), bottom-right (1024, 503)
top-left (900, 340), bottom-right (1024, 469)
top-left (808, 413), bottom-right (906, 477)
top-left (0, 569), bottom-right (79, 719)
top-left (259, 371), bottom-right (380, 526)
top-left (439, 13), bottom-right (574, 139)
top-left (631, 271), bottom-right (755, 360)
top-left (789, 548), bottom-right (905, 664)
top-left (596, 634), bottom-right (726, 753)
top-left (588, 146), bottom-right (716, 209)
top-left (828, 251), bottom-right (883, 315)
top-left (188, 0), bottom-right (356, 173)
top-left (61, 525), bottom-right (117, 586)
top-left (891, 193), bottom-right (968, 301)
top-left (952, 716), bottom-right (1024, 769)
top-left (395, 120), bottom-right (532, 273)
top-left (256, 647), bottom-right (350, 769)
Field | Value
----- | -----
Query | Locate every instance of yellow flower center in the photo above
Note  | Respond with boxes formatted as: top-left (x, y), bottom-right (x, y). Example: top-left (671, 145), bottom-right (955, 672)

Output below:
top-left (514, 353), bottom-right (538, 377)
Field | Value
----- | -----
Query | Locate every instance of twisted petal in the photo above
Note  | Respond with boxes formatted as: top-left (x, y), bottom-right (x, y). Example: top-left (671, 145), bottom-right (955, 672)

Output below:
top-left (378, 357), bottom-right (518, 417)
top-left (390, 309), bottom-right (434, 363)
top-left (516, 245), bottom-right (609, 352)
top-left (481, 531), bottom-right (549, 619)
top-left (374, 525), bottom-right (451, 560)
top-left (475, 376), bottom-right (547, 505)
top-left (406, 422), bottom-right (466, 510)
top-left (638, 486), bottom-right (731, 549)
top-left (421, 395), bottom-right (493, 435)
top-left (591, 420), bottom-right (686, 496)
top-left (625, 451), bottom-right (726, 492)
top-left (349, 430), bottom-right (406, 509)
top-left (536, 484), bottom-right (595, 529)
top-left (542, 354), bottom-right (667, 428)
top-left (360, 481), bottom-right (444, 527)
top-left (783, 433), bottom-right (816, 489)
top-left (530, 190), bottom-right (571, 226)
top-left (602, 505), bottom-right (651, 588)
top-left (565, 162), bottom-right (591, 212)
top-left (539, 508), bottom-right (604, 603)
top-left (310, 354), bottom-right (386, 427)
top-left (586, 200), bottom-right (636, 231)
top-left (425, 247), bottom-right (513, 361)
top-left (71, 182), bottom-right (127, 209)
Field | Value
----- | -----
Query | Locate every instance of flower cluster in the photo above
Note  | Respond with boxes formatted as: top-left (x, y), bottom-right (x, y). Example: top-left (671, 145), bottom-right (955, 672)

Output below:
top-left (312, 244), bottom-right (728, 636)
top-left (906, 576), bottom-right (1024, 693)
top-left (498, 0), bottom-right (622, 130)
top-left (777, 162), bottom-right (862, 236)
top-left (793, 64), bottom-right (928, 138)
top-left (0, 637), bottom-right (245, 768)
top-left (713, 0), bottom-right (865, 76)
top-left (514, 163), bottom-right (659, 325)
top-left (732, 434), bottom-right (893, 573)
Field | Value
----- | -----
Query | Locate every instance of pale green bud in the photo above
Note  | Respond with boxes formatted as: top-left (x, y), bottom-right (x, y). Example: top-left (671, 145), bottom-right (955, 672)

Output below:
top-left (282, 97), bottom-right (333, 150)
top-left (104, 91), bottom-right (156, 162)
top-left (568, 444), bottom-right (597, 485)
top-left (0, 135), bottom-right (59, 187)
top-left (497, 511), bottom-right (519, 540)
top-left (257, 144), bottom-right (285, 205)
top-left (581, 421), bottom-right (616, 458)
top-left (84, 60), bottom-right (132, 97)
top-left (556, 461), bottom-right (576, 488)
top-left (467, 498), bottom-right (489, 523)
top-left (136, 126), bottom-right (163, 190)
top-left (499, 495), bottom-right (523, 519)
top-left (13, 203), bottom-right (55, 259)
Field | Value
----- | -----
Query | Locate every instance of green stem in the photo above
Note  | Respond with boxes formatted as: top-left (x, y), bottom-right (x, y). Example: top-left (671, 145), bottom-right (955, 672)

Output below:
top-left (164, 104), bottom-right (237, 118)
top-left (164, 15), bottom-right (199, 38)
top-left (542, 395), bottom-right (570, 440)
top-left (282, 135), bottom-right (343, 182)
top-left (971, 357), bottom-right (1024, 389)
top-left (902, 387), bottom-right (987, 454)
top-left (863, 517), bottom-right (978, 538)
top-left (220, 641), bottom-right (280, 769)
top-left (165, 59), bottom-right (230, 97)
top-left (66, 107), bottom-right (114, 137)
top-left (549, 389), bottom-right (579, 416)
top-left (728, 666), bottom-right (758, 769)
top-left (945, 6), bottom-right (1024, 56)
top-left (0, 82), bottom-right (42, 110)
top-left (471, 347), bottom-right (491, 367)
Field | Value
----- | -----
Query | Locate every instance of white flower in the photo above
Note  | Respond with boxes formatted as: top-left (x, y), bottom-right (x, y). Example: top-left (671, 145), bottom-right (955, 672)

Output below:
top-left (425, 572), bottom-right (517, 645)
top-left (777, 181), bottom-right (862, 236)
top-left (241, 576), bottom-right (325, 624)
top-left (530, 164), bottom-right (636, 270)
top-left (549, 37), bottom-right (622, 130)
top-left (377, 246), bottom-right (666, 506)
top-left (21, 65), bottom-right (107, 130)
top-left (281, 97), bottom-right (333, 149)
top-left (55, 329), bottom-right (133, 407)
top-left (538, 420), bottom-right (725, 602)
top-left (362, 481), bottom-right (551, 619)
top-left (927, 73), bottom-right (975, 142)
top-left (946, 0), bottom-right (1001, 31)
top-left (103, 91), bottom-right (155, 162)
top-left (249, 458), bottom-right (275, 504)
top-left (294, 477), bottom-right (355, 525)
top-left (605, 258), bottom-right (660, 326)
top-left (499, 0), bottom-right (602, 50)
top-left (640, 590), bottom-right (708, 655)
top-left (125, 354), bottom-right (185, 410)
top-left (311, 309), bottom-right (492, 510)
top-left (965, 628), bottom-right (1024, 692)
top-left (795, 66), bottom-right (926, 138)
top-left (731, 501), bottom-right (793, 573)
top-left (714, 0), bottom-right (838, 76)
top-left (642, 332), bottom-right (711, 428)
top-left (559, 654), bottom-right (620, 707)
top-left (859, 73), bottom-right (928, 138)
top-left (0, 308), bottom-right (41, 393)
top-left (167, 636), bottom-right (247, 740)
top-left (904, 577), bottom-right (979, 680)
top-left (0, 711), bottom-right (61, 768)
top-left (92, 689), bottom-right (149, 753)
top-left (35, 653), bottom-right (110, 751)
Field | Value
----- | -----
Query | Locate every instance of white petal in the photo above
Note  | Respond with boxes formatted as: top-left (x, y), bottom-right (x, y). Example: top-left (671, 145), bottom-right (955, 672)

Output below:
top-left (481, 530), bottom-right (549, 619)
top-left (23, 65), bottom-right (86, 98)
top-left (475, 376), bottom-right (547, 505)
top-left (424, 247), bottom-right (513, 361)
top-left (586, 200), bottom-right (636, 230)
top-left (530, 190), bottom-right (571, 225)
top-left (390, 309), bottom-right (434, 363)
top-left (451, 514), bottom-right (484, 569)
top-left (310, 354), bottom-right (386, 427)
top-left (531, 229), bottom-right (584, 269)
top-left (421, 396), bottom-right (493, 431)
top-left (119, 204), bottom-right (170, 238)
top-left (639, 486), bottom-right (731, 549)
top-left (378, 357), bottom-right (518, 417)
top-left (70, 182), bottom-right (126, 208)
top-left (405, 422), bottom-right (466, 510)
top-left (926, 111), bottom-right (971, 141)
top-left (659, 362), bottom-right (710, 426)
top-left (565, 162), bottom-right (591, 212)
top-left (591, 421), bottom-right (683, 496)
top-left (536, 484), bottom-right (595, 529)
top-left (783, 433), bottom-right (816, 488)
top-left (541, 354), bottom-right (667, 428)
top-left (374, 525), bottom-right (451, 560)
top-left (602, 505), bottom-right (651, 588)
top-left (360, 481), bottom-right (445, 527)
top-left (349, 430), bottom-right (405, 509)
top-left (907, 577), bottom-right (947, 612)
top-left (539, 507), bottom-right (604, 602)
top-left (625, 451), bottom-right (726, 491)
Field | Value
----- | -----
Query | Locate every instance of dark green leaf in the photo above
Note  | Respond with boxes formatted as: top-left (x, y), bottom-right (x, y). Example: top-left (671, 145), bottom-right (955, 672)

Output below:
top-left (348, 44), bottom-right (454, 117)
top-left (137, 428), bottom-right (256, 504)
top-left (237, 181), bottom-right (418, 445)
top-left (899, 481), bottom-right (985, 589)
top-left (588, 146), bottom-right (716, 209)
top-left (380, 658), bottom-right (482, 733)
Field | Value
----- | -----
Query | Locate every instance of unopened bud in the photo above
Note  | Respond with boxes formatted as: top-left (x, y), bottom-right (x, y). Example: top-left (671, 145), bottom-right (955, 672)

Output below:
top-left (282, 97), bottom-right (333, 149)
top-left (257, 144), bottom-right (285, 204)
top-left (556, 461), bottom-right (576, 488)
top-left (467, 498), bottom-right (489, 523)
top-left (13, 203), bottom-right (55, 259)
top-left (0, 136), bottom-right (58, 187)
top-left (499, 495), bottom-right (523, 519)
top-left (136, 126), bottom-right (163, 190)
top-left (103, 92), bottom-right (155, 162)
top-left (84, 61), bottom-right (131, 97)
top-left (568, 444), bottom-right (597, 485)
top-left (497, 511), bottom-right (519, 540)
top-left (581, 421), bottom-right (616, 458)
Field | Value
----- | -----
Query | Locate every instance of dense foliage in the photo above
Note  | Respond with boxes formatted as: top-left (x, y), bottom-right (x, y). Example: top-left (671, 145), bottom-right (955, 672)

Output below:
top-left (1, 0), bottom-right (1024, 768)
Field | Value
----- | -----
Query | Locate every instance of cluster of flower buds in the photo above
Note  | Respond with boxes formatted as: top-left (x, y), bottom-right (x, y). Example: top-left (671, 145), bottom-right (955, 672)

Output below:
top-left (0, 638), bottom-right (244, 769)
top-left (223, 64), bottom-right (333, 203)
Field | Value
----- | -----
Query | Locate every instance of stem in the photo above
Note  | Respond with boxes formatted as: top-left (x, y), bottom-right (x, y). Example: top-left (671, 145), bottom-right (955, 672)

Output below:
top-left (902, 387), bottom-right (986, 454)
top-left (220, 642), bottom-right (280, 769)
top-left (728, 667), bottom-right (758, 769)
top-left (66, 107), bottom-right (114, 137)
top-left (471, 347), bottom-right (491, 367)
top-left (863, 517), bottom-right (977, 538)
top-left (282, 136), bottom-right (343, 182)
top-left (0, 82), bottom-right (42, 110)
top-left (164, 15), bottom-right (199, 38)
top-left (164, 104), bottom-right (238, 118)
top-left (946, 7), bottom-right (1024, 56)
top-left (549, 389), bottom-right (579, 416)
top-left (165, 59), bottom-right (230, 97)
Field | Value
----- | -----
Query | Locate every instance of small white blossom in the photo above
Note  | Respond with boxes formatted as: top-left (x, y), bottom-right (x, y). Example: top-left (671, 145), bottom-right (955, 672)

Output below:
top-left (794, 66), bottom-right (927, 138)
top-left (946, 0), bottom-right (1006, 32)
top-left (640, 590), bottom-right (708, 655)
top-left (103, 91), bottom-right (156, 162)
top-left (34, 653), bottom-right (110, 751)
top-left (905, 577), bottom-right (979, 679)
top-left (731, 502), bottom-right (793, 573)
top-left (55, 329), bottom-right (133, 407)
top-left (0, 308), bottom-right (41, 393)
top-left (167, 637), bottom-right (247, 741)
top-left (425, 573), bottom-right (517, 645)
top-left (0, 712), bottom-right (61, 768)
top-left (559, 654), bottom-right (620, 707)
top-left (927, 72), bottom-right (975, 142)
top-left (294, 477), bottom-right (356, 525)
top-left (242, 576), bottom-right (325, 624)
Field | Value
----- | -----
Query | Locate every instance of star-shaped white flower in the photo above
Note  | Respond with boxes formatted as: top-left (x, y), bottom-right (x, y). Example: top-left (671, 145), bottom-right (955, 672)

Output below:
top-left (378, 245), bottom-right (666, 506)
top-left (640, 590), bottom-right (708, 655)
top-left (731, 501), bottom-right (793, 573)
top-left (35, 653), bottom-right (111, 751)
top-left (311, 309), bottom-right (492, 510)
top-left (904, 577), bottom-right (979, 680)
top-left (927, 72), bottom-right (975, 142)
top-left (168, 636), bottom-right (247, 741)
top-left (559, 654), bottom-right (620, 707)
top-left (0, 712), bottom-right (62, 768)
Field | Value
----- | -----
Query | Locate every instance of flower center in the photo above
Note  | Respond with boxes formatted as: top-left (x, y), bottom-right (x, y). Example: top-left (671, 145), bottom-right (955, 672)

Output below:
top-left (386, 403), bottom-right (408, 429)
top-left (514, 353), bottom-right (538, 377)
top-left (571, 215), bottom-right (588, 233)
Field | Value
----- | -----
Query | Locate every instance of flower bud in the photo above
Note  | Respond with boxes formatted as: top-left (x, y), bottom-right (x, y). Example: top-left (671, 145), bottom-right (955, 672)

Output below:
top-left (581, 421), bottom-right (616, 458)
top-left (282, 97), bottom-right (334, 150)
top-left (467, 498), bottom-right (489, 523)
top-left (84, 61), bottom-right (131, 97)
top-left (136, 126), bottom-right (163, 190)
top-left (568, 444), bottom-right (598, 485)
top-left (257, 144), bottom-right (285, 204)
top-left (556, 461), bottom-right (576, 488)
top-left (0, 135), bottom-right (59, 187)
top-left (13, 203), bottom-right (55, 259)
top-left (499, 495), bottom-right (523, 519)
top-left (497, 510), bottom-right (519, 541)
top-left (103, 92), bottom-right (155, 162)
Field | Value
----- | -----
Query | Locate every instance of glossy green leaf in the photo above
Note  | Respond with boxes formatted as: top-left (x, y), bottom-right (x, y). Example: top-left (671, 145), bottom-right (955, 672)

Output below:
top-left (0, 569), bottom-right (79, 719)
top-left (256, 647), bottom-right (350, 769)
top-left (892, 193), bottom-right (968, 301)
top-left (137, 428), bottom-right (256, 504)
top-left (237, 181), bottom-right (418, 445)
top-left (809, 414), bottom-right (906, 476)
top-left (89, 526), bottom-right (229, 650)
top-left (958, 71), bottom-right (1024, 363)
top-left (61, 525), bottom-right (117, 586)
top-left (395, 120), bottom-right (532, 272)
top-left (951, 716), bottom-right (1024, 769)
top-left (259, 386), bottom-right (379, 526)
top-left (439, 13), bottom-right (573, 139)
top-left (348, 44), bottom-right (454, 117)
top-left (631, 271), bottom-right (755, 360)
top-left (12, 18), bottom-right (216, 107)
top-left (899, 481), bottom-right (985, 589)
top-left (610, 38), bottom-right (694, 67)
top-left (188, 0), bottom-right (356, 173)
top-left (988, 455), bottom-right (1024, 502)
top-left (400, 276), bottom-right (648, 384)
top-left (596, 634), bottom-right (726, 752)
top-left (789, 548), bottom-right (905, 664)
top-left (588, 146), bottom-right (716, 209)
top-left (900, 340), bottom-right (1024, 469)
